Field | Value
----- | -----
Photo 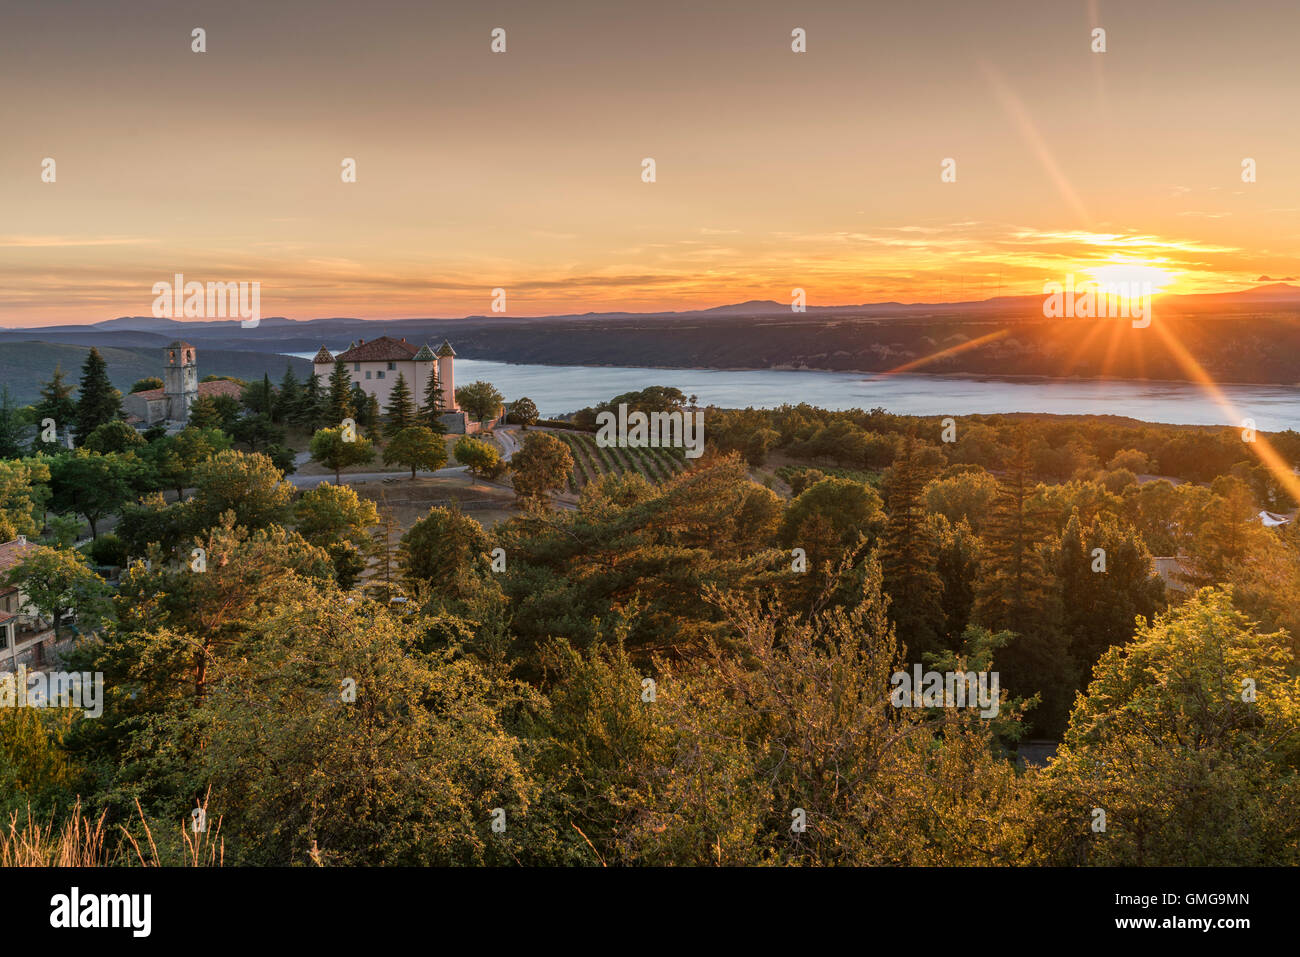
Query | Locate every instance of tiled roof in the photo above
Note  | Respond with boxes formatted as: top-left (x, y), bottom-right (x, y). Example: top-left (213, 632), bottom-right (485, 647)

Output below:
top-left (131, 379), bottom-right (243, 401)
top-left (335, 336), bottom-right (420, 363)
top-left (313, 346), bottom-right (335, 364)
top-left (412, 344), bottom-right (436, 361)
top-left (435, 339), bottom-right (456, 357)
top-left (165, 340), bottom-right (197, 349)
top-left (0, 538), bottom-right (37, 577)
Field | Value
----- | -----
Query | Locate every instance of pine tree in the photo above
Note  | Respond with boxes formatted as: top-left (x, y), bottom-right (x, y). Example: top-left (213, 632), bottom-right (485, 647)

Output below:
top-left (1056, 510), bottom-right (1163, 683)
top-left (275, 365), bottom-right (302, 426)
top-left (326, 360), bottom-right (354, 425)
top-left (422, 366), bottom-right (447, 434)
top-left (0, 387), bottom-right (23, 458)
top-left (34, 365), bottom-right (78, 446)
top-left (880, 434), bottom-right (945, 656)
top-left (365, 494), bottom-right (403, 604)
top-left (973, 436), bottom-right (1069, 735)
top-left (73, 347), bottom-right (122, 445)
top-left (973, 437), bottom-right (1054, 635)
top-left (383, 372), bottom-right (417, 437)
top-left (299, 372), bottom-right (324, 432)
top-left (350, 384), bottom-right (377, 432)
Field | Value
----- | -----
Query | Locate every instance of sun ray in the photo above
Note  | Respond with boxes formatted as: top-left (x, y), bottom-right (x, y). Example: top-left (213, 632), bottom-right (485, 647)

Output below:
top-left (871, 328), bottom-right (1012, 378)
top-left (1150, 320), bottom-right (1300, 503)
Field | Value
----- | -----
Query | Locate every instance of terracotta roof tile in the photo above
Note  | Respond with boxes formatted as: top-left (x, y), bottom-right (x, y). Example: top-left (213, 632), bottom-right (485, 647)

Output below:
top-left (0, 538), bottom-right (38, 576)
top-left (131, 379), bottom-right (243, 401)
top-left (335, 336), bottom-right (420, 363)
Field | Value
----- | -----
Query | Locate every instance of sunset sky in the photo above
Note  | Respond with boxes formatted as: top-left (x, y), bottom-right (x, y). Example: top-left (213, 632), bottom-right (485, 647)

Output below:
top-left (2, 0), bottom-right (1299, 326)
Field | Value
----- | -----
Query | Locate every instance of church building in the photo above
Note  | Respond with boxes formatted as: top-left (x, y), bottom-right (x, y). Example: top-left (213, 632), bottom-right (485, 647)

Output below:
top-left (121, 342), bottom-right (242, 427)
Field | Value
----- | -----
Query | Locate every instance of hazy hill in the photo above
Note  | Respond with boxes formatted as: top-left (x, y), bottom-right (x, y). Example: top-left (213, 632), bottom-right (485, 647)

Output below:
top-left (0, 340), bottom-right (311, 405)
top-left (6, 283), bottom-right (1300, 387)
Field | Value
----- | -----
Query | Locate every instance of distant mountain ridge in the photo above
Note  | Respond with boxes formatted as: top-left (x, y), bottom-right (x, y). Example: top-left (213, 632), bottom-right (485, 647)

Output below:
top-left (5, 283), bottom-right (1300, 390)
top-left (53, 281), bottom-right (1300, 330)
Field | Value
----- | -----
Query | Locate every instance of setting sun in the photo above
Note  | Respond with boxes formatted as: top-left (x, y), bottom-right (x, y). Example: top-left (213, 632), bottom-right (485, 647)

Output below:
top-left (1085, 262), bottom-right (1178, 295)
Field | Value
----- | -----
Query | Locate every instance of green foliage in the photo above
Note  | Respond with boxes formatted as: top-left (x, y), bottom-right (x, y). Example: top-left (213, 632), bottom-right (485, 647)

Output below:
top-left (881, 436), bottom-right (945, 657)
top-left (187, 393), bottom-right (240, 432)
top-left (383, 372), bottom-right (418, 436)
top-left (294, 482), bottom-right (379, 588)
top-left (12, 395), bottom-right (1300, 867)
top-left (189, 450), bottom-right (295, 531)
top-left (1, 544), bottom-right (110, 640)
top-left (453, 436), bottom-right (503, 478)
top-left (1037, 587), bottom-right (1300, 865)
top-left (326, 360), bottom-right (354, 424)
top-left (0, 387), bottom-right (24, 459)
top-left (129, 377), bottom-right (164, 394)
top-left (0, 458), bottom-right (52, 541)
top-left (33, 366), bottom-right (77, 450)
top-left (309, 427), bottom-right (375, 483)
top-left (382, 426), bottom-right (446, 479)
top-left (455, 381), bottom-right (504, 424)
top-left (508, 397), bottom-right (539, 429)
top-left (509, 432), bottom-right (574, 505)
top-left (82, 419), bottom-right (145, 454)
top-left (72, 348), bottom-right (122, 446)
top-left (399, 506), bottom-right (492, 602)
top-left (49, 450), bottom-right (150, 538)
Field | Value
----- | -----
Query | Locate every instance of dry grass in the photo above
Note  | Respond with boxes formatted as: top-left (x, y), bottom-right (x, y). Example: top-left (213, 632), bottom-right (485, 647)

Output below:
top-left (0, 793), bottom-right (224, 867)
top-left (1, 801), bottom-right (109, 866)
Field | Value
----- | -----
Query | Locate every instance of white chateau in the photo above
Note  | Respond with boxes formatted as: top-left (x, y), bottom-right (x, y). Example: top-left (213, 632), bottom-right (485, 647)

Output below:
top-left (121, 341), bottom-right (242, 427)
top-left (314, 336), bottom-right (480, 433)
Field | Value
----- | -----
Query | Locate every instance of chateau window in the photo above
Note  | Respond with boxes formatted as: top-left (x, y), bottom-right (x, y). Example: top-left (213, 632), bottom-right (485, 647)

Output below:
top-left (365, 371), bottom-right (372, 379)
top-left (377, 371), bottom-right (385, 379)
top-left (353, 363), bottom-right (360, 372)
top-left (387, 362), bottom-right (395, 370)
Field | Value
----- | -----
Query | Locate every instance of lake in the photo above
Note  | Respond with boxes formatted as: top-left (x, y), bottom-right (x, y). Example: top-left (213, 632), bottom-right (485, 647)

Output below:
top-left (289, 355), bottom-right (1300, 431)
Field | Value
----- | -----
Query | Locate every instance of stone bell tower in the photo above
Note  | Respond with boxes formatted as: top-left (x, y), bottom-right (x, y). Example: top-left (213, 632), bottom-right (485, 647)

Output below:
top-left (164, 341), bottom-right (199, 423)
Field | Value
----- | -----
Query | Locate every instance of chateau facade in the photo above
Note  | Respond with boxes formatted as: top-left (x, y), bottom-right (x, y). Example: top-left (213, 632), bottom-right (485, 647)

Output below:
top-left (314, 336), bottom-right (477, 433)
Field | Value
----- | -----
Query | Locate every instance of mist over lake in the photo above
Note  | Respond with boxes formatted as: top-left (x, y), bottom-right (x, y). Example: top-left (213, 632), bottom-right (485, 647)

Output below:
top-left (291, 355), bottom-right (1300, 431)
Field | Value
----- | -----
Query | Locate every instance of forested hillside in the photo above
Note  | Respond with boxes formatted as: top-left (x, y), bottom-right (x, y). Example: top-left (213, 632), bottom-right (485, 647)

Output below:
top-left (1, 365), bottom-right (1298, 866)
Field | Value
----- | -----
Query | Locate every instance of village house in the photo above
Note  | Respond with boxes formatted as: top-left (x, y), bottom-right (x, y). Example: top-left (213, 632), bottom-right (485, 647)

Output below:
top-left (313, 336), bottom-right (487, 434)
top-left (0, 537), bottom-right (58, 671)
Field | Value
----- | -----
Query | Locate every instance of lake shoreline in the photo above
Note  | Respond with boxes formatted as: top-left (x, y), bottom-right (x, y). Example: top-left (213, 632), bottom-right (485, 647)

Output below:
top-left (284, 352), bottom-right (1300, 430)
